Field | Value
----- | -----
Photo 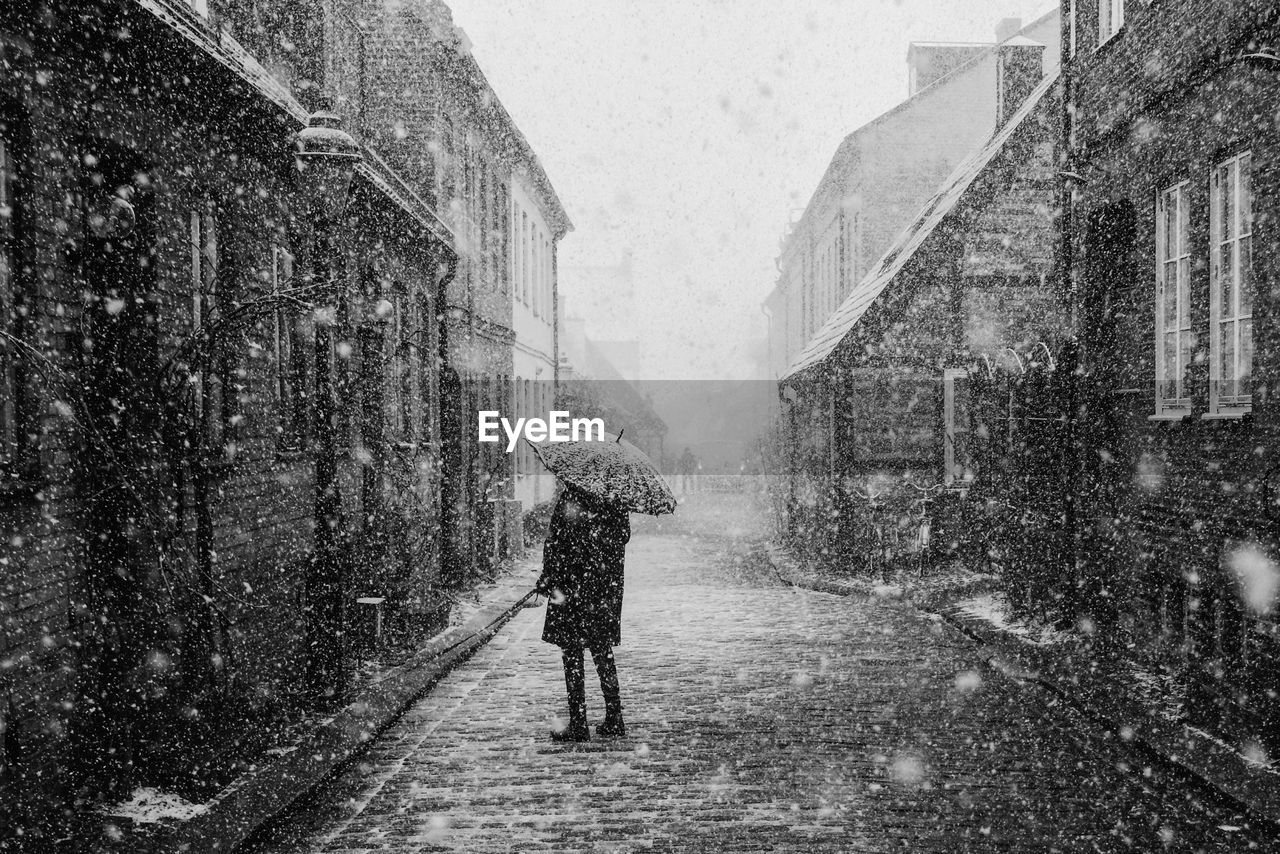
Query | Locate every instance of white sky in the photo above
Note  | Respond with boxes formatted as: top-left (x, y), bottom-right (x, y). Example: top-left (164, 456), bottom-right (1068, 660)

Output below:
top-left (447, 0), bottom-right (1057, 380)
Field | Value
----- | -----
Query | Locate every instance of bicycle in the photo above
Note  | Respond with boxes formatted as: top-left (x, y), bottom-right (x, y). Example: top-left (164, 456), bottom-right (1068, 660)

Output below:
top-left (904, 481), bottom-right (946, 579)
top-left (848, 481), bottom-right (946, 582)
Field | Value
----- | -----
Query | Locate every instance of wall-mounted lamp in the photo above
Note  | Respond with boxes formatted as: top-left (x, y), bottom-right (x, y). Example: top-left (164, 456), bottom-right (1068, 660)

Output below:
top-left (293, 111), bottom-right (363, 222)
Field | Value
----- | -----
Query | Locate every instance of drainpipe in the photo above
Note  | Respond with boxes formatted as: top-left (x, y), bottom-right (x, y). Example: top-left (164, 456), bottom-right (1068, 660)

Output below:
top-left (1059, 0), bottom-right (1082, 617)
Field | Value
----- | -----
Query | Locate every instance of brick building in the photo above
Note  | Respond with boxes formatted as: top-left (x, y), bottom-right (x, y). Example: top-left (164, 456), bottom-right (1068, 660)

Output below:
top-left (771, 0), bottom-right (1280, 758)
top-left (1061, 0), bottom-right (1280, 750)
top-left (762, 12), bottom-right (1061, 382)
top-left (511, 164), bottom-right (571, 516)
top-left (317, 0), bottom-right (570, 579)
top-left (0, 0), bottom-right (565, 828)
top-left (777, 39), bottom-right (1064, 571)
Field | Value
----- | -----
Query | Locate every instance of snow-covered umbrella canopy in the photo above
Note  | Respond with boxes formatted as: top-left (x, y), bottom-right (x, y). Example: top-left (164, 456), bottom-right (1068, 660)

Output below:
top-left (526, 433), bottom-right (677, 516)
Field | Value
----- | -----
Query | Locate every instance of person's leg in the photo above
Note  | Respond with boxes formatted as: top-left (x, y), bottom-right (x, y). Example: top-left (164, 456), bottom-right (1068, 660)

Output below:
top-left (553, 646), bottom-right (589, 741)
top-left (591, 645), bottom-right (625, 737)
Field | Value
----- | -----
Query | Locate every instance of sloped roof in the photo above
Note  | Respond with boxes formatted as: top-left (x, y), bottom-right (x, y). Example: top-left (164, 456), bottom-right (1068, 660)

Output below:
top-left (134, 0), bottom-right (454, 247)
top-left (776, 9), bottom-right (1059, 264)
top-left (780, 71), bottom-right (1059, 382)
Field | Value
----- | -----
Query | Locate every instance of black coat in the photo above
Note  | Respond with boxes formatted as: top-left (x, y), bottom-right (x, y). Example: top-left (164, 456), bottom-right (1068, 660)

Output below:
top-left (540, 488), bottom-right (631, 650)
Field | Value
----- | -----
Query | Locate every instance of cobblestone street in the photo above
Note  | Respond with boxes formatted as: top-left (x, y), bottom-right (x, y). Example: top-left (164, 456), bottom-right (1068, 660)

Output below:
top-left (251, 495), bottom-right (1278, 853)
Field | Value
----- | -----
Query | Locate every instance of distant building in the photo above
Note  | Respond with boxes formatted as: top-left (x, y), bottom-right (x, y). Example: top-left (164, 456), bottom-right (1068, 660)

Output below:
top-left (762, 12), bottom-right (1061, 382)
top-left (558, 306), bottom-right (667, 467)
top-left (510, 167), bottom-right (571, 513)
top-left (778, 35), bottom-right (1062, 567)
top-left (559, 250), bottom-right (638, 344)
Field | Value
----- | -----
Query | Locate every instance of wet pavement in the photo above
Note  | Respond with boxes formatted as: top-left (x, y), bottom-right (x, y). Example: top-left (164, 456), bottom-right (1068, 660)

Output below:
top-left (250, 493), bottom-right (1279, 853)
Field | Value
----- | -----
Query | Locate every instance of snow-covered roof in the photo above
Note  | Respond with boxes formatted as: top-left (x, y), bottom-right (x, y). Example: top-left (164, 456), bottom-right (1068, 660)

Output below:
top-left (134, 0), bottom-right (454, 248)
top-left (780, 71), bottom-right (1059, 382)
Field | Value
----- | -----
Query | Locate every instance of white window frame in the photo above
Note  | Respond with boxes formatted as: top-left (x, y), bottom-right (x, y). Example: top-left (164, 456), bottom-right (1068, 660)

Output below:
top-left (512, 203), bottom-right (521, 306)
top-left (1155, 181), bottom-right (1192, 414)
top-left (390, 293), bottom-right (415, 443)
top-left (1069, 0), bottom-right (1078, 56)
top-left (531, 227), bottom-right (539, 318)
top-left (190, 203), bottom-right (222, 443)
top-left (544, 233), bottom-right (552, 326)
top-left (521, 211), bottom-right (529, 306)
top-left (943, 369), bottom-right (971, 485)
top-left (1098, 0), bottom-right (1124, 45)
top-left (1210, 151), bottom-right (1253, 415)
top-left (271, 246), bottom-right (294, 405)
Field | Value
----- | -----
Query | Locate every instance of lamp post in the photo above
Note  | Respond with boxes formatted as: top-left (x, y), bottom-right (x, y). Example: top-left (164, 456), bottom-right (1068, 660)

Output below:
top-left (293, 110), bottom-right (362, 704)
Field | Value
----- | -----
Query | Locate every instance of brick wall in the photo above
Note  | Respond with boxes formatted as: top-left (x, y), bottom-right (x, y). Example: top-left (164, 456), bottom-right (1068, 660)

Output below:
top-left (781, 79), bottom-right (1063, 577)
top-left (1065, 0), bottom-right (1280, 747)
top-left (768, 12), bottom-right (1061, 380)
top-left (0, 1), bottom-right (454, 805)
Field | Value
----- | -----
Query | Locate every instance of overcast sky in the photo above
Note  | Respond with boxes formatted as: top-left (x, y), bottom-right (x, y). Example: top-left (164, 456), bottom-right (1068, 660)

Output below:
top-left (447, 0), bottom-right (1057, 381)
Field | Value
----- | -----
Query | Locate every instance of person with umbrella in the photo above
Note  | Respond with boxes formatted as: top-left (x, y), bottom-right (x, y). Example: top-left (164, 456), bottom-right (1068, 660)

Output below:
top-left (530, 431), bottom-right (676, 742)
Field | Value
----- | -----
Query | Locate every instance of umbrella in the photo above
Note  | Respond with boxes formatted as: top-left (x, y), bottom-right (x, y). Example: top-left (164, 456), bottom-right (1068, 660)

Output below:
top-left (526, 431), bottom-right (677, 516)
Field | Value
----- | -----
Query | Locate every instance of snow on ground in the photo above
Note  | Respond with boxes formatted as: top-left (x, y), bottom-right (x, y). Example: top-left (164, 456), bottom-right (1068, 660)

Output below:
top-left (956, 592), bottom-right (1069, 646)
top-left (102, 787), bottom-right (209, 824)
top-left (1187, 726), bottom-right (1278, 771)
top-left (1123, 663), bottom-right (1187, 724)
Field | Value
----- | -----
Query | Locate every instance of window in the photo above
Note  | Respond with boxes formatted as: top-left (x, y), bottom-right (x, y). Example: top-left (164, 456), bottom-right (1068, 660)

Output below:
top-left (272, 245), bottom-right (308, 447)
top-left (543, 234), bottom-right (552, 325)
top-left (1210, 152), bottom-right (1253, 413)
top-left (0, 131), bottom-right (21, 471)
top-left (440, 118), bottom-right (456, 206)
top-left (1069, 0), bottom-right (1078, 56)
top-left (491, 176), bottom-right (504, 293)
top-left (1099, 0), bottom-right (1124, 44)
top-left (190, 204), bottom-right (224, 447)
top-left (944, 369), bottom-right (971, 485)
top-left (521, 212), bottom-right (529, 305)
top-left (513, 204), bottom-right (522, 305)
top-left (479, 166), bottom-right (489, 282)
top-left (499, 184), bottom-right (510, 299)
top-left (391, 293), bottom-right (414, 443)
top-left (531, 230), bottom-right (539, 318)
top-left (1155, 182), bottom-right (1191, 413)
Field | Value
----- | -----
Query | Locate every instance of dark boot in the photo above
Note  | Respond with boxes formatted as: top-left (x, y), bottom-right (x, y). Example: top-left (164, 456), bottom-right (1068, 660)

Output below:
top-left (553, 647), bottom-right (590, 742)
top-left (592, 646), bottom-right (626, 738)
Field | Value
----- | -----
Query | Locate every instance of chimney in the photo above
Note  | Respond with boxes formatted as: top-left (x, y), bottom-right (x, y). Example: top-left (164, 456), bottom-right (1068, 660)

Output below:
top-left (996, 36), bottom-right (1046, 128)
top-left (995, 17), bottom-right (1023, 43)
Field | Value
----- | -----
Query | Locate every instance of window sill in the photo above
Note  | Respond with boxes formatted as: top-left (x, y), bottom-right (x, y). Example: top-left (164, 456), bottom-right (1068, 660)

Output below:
top-left (1094, 25), bottom-right (1125, 54)
top-left (1148, 412), bottom-right (1190, 422)
top-left (1201, 411), bottom-right (1251, 421)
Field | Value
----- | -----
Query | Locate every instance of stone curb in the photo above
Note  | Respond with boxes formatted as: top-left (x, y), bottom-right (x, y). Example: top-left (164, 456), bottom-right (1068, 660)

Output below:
top-left (110, 573), bottom-right (540, 854)
top-left (938, 604), bottom-right (1280, 824)
top-left (760, 541), bottom-right (1280, 824)
top-left (762, 544), bottom-right (883, 598)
